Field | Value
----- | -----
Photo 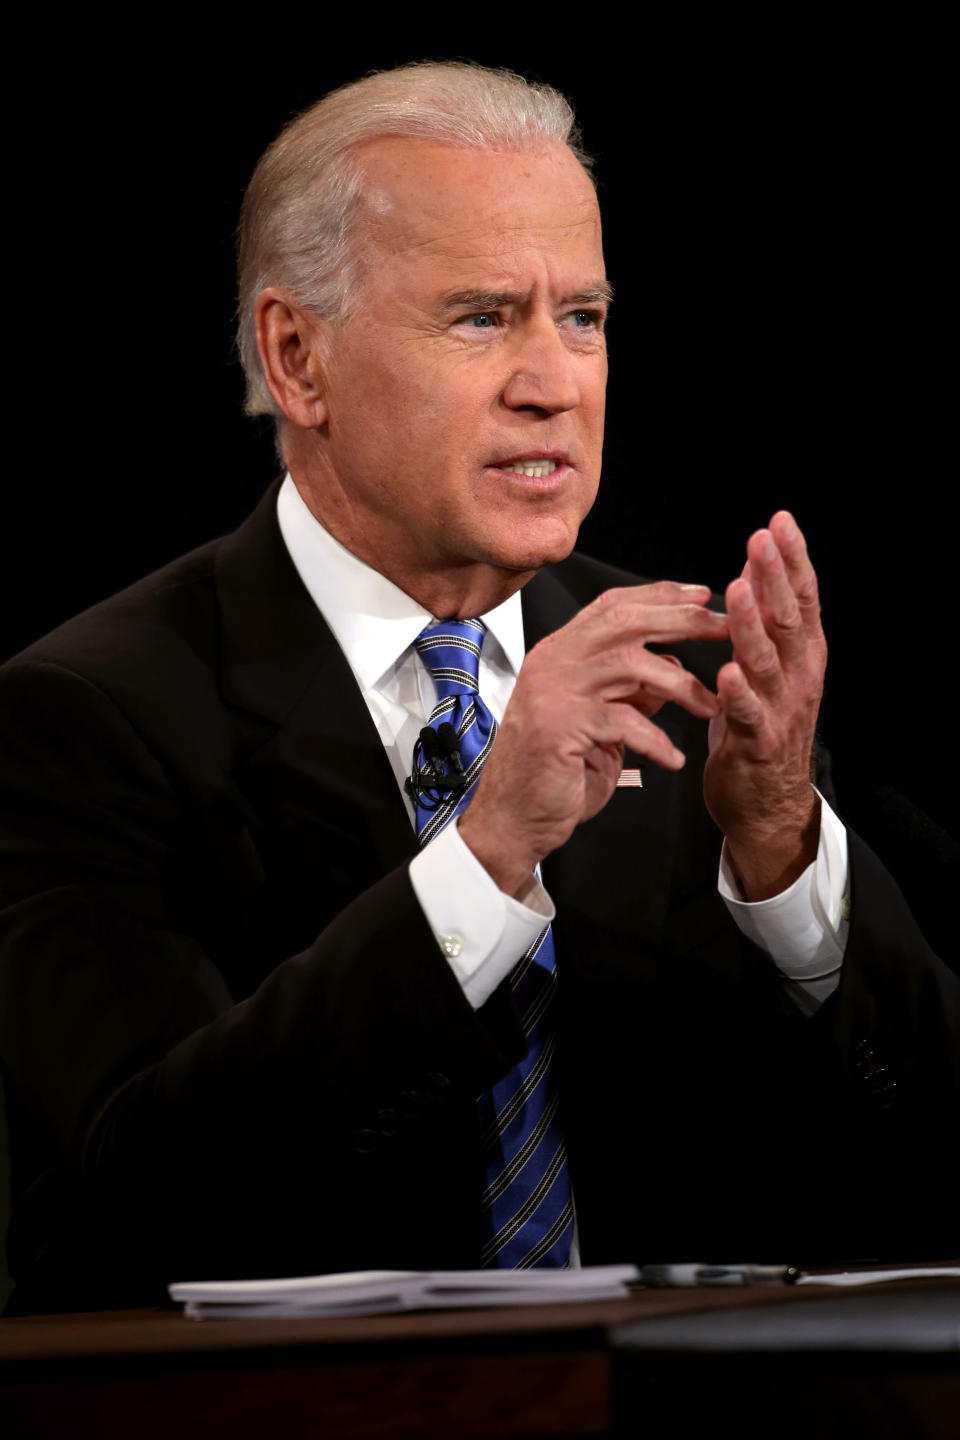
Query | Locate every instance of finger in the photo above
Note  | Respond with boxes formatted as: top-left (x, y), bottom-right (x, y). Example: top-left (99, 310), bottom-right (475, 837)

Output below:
top-left (623, 651), bottom-right (720, 719)
top-left (725, 576), bottom-right (784, 696)
top-left (576, 594), bottom-right (729, 649)
top-left (582, 583), bottom-right (717, 631)
top-left (744, 528), bottom-right (807, 664)
top-left (582, 740), bottom-right (625, 788)
top-left (609, 581), bottom-right (714, 607)
top-left (589, 699), bottom-right (687, 771)
top-left (627, 653), bottom-right (681, 719)
top-left (769, 511), bottom-right (821, 633)
top-left (715, 660), bottom-right (766, 735)
top-left (565, 645), bottom-right (721, 718)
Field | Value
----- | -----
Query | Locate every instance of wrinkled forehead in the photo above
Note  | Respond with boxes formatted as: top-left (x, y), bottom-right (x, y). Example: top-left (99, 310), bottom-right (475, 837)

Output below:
top-left (351, 136), bottom-right (603, 267)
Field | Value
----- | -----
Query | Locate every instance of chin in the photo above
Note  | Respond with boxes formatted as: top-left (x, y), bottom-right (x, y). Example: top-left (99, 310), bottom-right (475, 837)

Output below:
top-left (497, 519), bottom-right (582, 572)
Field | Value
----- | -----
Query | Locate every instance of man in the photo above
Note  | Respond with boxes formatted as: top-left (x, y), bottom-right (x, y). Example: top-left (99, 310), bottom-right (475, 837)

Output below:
top-left (1, 63), bottom-right (956, 1314)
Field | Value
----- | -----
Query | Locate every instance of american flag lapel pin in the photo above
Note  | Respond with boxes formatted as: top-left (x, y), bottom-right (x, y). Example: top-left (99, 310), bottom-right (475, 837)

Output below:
top-left (616, 768), bottom-right (643, 788)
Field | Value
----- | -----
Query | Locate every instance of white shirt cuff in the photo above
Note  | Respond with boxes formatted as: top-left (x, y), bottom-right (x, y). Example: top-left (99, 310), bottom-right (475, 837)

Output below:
top-left (409, 820), bottom-right (555, 1009)
top-left (718, 790), bottom-right (850, 1014)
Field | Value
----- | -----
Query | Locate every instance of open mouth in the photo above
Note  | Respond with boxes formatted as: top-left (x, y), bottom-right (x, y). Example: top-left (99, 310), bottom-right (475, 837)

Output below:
top-left (488, 453), bottom-right (570, 480)
top-left (499, 459), bottom-right (557, 478)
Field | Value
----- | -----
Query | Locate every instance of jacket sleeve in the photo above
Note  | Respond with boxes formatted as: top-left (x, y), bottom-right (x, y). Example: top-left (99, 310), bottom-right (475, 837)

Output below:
top-left (0, 659), bottom-right (525, 1310)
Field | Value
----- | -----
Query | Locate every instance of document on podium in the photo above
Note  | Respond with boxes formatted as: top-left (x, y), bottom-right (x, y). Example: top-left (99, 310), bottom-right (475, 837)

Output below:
top-left (169, 1264), bottom-right (639, 1319)
top-left (797, 1266), bottom-right (960, 1287)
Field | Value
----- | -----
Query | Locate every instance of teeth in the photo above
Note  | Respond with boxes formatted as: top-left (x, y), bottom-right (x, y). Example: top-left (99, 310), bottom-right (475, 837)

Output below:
top-left (502, 460), bottom-right (558, 478)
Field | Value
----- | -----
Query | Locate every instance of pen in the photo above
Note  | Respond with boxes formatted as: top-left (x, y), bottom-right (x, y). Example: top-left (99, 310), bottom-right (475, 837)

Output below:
top-left (639, 1263), bottom-right (800, 1287)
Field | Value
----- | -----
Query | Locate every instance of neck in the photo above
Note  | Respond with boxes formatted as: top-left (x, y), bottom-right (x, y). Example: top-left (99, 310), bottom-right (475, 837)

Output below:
top-left (284, 452), bottom-right (538, 619)
top-left (399, 566), bottom-right (535, 621)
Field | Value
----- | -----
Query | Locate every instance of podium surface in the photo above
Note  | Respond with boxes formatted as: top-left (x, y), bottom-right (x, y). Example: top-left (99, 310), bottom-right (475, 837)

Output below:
top-left (3, 1277), bottom-right (958, 1438)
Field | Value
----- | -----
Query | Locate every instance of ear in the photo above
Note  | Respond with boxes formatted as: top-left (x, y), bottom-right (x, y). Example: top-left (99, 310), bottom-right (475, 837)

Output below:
top-left (254, 287), bottom-right (331, 429)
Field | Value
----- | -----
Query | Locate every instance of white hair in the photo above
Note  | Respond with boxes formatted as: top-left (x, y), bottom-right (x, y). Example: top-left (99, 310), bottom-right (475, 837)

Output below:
top-left (236, 61), bottom-right (592, 418)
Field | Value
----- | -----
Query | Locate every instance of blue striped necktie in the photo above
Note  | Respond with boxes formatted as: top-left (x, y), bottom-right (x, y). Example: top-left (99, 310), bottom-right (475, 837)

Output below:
top-left (413, 618), bottom-right (574, 1268)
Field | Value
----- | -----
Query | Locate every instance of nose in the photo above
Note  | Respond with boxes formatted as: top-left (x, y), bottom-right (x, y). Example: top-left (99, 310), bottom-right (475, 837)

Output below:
top-left (501, 316), bottom-right (582, 415)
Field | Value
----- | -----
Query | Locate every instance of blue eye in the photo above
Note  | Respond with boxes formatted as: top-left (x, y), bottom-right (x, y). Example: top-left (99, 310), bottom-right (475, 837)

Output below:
top-left (470, 313), bottom-right (495, 327)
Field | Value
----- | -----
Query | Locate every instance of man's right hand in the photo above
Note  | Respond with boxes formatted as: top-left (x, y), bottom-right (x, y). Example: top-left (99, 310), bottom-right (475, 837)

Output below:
top-left (457, 582), bottom-right (728, 898)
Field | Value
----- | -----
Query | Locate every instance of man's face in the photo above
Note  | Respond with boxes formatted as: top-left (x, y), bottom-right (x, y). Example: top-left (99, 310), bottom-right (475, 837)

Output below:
top-left (302, 137), bottom-right (608, 610)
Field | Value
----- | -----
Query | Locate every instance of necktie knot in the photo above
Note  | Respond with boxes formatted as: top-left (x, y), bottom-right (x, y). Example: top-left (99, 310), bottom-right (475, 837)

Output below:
top-left (411, 617), bottom-right (493, 846)
top-left (414, 619), bottom-right (485, 699)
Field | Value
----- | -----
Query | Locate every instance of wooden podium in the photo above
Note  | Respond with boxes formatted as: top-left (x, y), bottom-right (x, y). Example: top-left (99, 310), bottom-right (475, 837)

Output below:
top-left (3, 1278), bottom-right (958, 1438)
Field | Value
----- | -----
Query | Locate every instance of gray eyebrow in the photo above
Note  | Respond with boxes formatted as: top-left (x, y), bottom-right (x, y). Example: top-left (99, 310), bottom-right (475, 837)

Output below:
top-left (566, 283), bottom-right (615, 306)
top-left (439, 281), bottom-right (614, 312)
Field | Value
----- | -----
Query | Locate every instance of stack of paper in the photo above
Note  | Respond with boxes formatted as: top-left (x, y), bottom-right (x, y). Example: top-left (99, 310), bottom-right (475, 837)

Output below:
top-left (169, 1264), bottom-right (638, 1320)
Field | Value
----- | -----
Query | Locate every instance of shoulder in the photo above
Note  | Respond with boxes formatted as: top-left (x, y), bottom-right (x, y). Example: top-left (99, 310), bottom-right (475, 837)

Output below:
top-left (1, 480), bottom-right (284, 709)
top-left (2, 539), bottom-right (221, 695)
top-left (0, 537), bottom-right (230, 798)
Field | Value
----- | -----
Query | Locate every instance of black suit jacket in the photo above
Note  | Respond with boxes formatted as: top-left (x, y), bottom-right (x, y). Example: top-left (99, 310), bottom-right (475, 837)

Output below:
top-left (1, 483), bottom-right (957, 1313)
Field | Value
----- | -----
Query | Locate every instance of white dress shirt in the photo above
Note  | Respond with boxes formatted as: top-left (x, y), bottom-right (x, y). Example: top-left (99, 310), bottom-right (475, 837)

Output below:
top-left (277, 475), bottom-right (848, 1013)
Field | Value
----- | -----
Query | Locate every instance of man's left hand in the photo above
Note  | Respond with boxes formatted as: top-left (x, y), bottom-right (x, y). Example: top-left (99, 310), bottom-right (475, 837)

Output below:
top-left (703, 511), bottom-right (827, 900)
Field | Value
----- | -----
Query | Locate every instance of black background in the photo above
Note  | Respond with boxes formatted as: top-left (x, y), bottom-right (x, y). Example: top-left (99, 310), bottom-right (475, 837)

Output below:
top-left (3, 24), bottom-right (956, 948)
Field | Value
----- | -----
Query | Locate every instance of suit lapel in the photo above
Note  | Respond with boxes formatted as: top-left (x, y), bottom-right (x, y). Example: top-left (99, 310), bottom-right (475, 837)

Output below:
top-left (519, 563), bottom-right (583, 647)
top-left (213, 483), bottom-right (417, 956)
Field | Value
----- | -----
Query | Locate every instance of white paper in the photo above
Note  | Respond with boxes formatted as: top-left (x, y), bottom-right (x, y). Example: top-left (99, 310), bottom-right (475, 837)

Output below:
top-left (169, 1264), bottom-right (638, 1319)
top-left (796, 1266), bottom-right (960, 1287)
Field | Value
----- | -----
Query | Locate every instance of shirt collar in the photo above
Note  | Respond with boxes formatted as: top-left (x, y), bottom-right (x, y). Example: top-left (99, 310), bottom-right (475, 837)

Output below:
top-left (276, 474), bottom-right (525, 688)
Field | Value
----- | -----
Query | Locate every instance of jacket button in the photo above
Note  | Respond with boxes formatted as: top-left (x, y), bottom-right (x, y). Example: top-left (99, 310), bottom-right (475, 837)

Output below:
top-left (353, 1128), bottom-right (378, 1154)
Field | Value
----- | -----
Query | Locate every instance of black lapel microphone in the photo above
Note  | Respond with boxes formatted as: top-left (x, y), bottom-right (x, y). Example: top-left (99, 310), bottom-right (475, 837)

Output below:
top-left (419, 724), bottom-right (444, 782)
top-left (405, 724), bottom-right (467, 810)
top-left (436, 722), bottom-right (465, 776)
